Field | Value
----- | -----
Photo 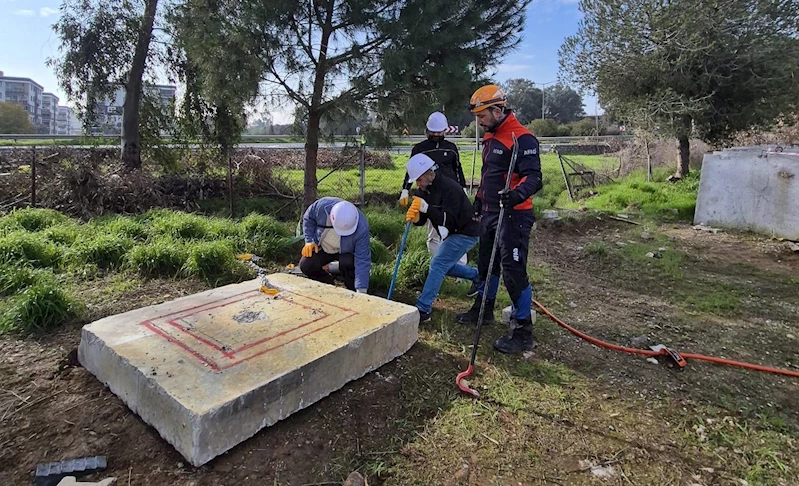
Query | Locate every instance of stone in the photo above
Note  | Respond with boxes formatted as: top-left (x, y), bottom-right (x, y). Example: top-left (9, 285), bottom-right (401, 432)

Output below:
top-left (78, 274), bottom-right (419, 467)
top-left (641, 231), bottom-right (653, 240)
top-left (646, 357), bottom-right (659, 365)
top-left (695, 151), bottom-right (799, 240)
top-left (56, 478), bottom-right (116, 486)
top-left (344, 472), bottom-right (368, 486)
top-left (541, 209), bottom-right (560, 221)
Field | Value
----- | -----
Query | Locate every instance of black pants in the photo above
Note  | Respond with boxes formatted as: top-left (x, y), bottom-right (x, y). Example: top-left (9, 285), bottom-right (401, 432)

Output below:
top-left (477, 209), bottom-right (534, 304)
top-left (299, 250), bottom-right (356, 291)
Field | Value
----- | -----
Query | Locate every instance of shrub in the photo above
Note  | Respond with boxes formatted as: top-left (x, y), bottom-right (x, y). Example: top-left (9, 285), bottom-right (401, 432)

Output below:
top-left (66, 234), bottom-right (134, 269)
top-left (0, 208), bottom-right (68, 232)
top-left (0, 230), bottom-right (62, 267)
top-left (0, 280), bottom-right (81, 333)
top-left (126, 237), bottom-right (189, 278)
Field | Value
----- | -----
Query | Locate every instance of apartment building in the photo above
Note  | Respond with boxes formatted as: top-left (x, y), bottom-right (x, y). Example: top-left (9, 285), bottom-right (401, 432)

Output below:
top-left (0, 71), bottom-right (43, 126)
top-left (55, 106), bottom-right (82, 135)
top-left (92, 84), bottom-right (177, 135)
top-left (41, 92), bottom-right (60, 134)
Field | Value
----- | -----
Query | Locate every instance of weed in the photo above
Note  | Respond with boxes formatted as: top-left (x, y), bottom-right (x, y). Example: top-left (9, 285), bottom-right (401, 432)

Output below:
top-left (240, 213), bottom-right (291, 238)
top-left (42, 222), bottom-right (85, 245)
top-left (0, 208), bottom-right (68, 232)
top-left (184, 240), bottom-right (248, 285)
top-left (369, 263), bottom-right (394, 293)
top-left (146, 210), bottom-right (210, 239)
top-left (0, 230), bottom-right (62, 267)
top-left (583, 241), bottom-right (608, 257)
top-left (0, 265), bottom-right (39, 296)
top-left (206, 218), bottom-right (242, 239)
top-left (365, 208), bottom-right (406, 247)
top-left (398, 249), bottom-right (430, 288)
top-left (126, 237), bottom-right (189, 278)
top-left (370, 238), bottom-right (392, 265)
top-left (66, 234), bottom-right (134, 269)
top-left (0, 279), bottom-right (81, 333)
top-left (246, 235), bottom-right (300, 264)
top-left (91, 215), bottom-right (148, 240)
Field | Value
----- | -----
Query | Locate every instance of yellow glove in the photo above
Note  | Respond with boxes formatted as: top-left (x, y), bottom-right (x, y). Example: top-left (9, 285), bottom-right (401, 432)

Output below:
top-left (399, 189), bottom-right (410, 208)
top-left (301, 242), bottom-right (319, 258)
top-left (405, 197), bottom-right (426, 223)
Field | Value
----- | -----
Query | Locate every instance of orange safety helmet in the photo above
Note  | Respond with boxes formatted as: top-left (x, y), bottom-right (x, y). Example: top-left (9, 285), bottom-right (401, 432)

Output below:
top-left (469, 85), bottom-right (507, 113)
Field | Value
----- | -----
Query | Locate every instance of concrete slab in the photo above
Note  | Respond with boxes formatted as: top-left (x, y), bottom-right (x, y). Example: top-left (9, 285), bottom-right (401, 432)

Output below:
top-left (694, 152), bottom-right (799, 240)
top-left (78, 274), bottom-right (419, 466)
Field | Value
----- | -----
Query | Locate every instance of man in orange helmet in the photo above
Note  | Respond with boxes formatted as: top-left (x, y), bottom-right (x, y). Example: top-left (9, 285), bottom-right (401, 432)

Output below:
top-left (456, 84), bottom-right (543, 355)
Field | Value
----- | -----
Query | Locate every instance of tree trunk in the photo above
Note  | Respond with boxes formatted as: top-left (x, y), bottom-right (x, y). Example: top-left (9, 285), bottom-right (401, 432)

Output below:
top-left (302, 0), bottom-right (335, 210)
top-left (675, 115), bottom-right (691, 178)
top-left (303, 111), bottom-right (321, 209)
top-left (121, 0), bottom-right (158, 170)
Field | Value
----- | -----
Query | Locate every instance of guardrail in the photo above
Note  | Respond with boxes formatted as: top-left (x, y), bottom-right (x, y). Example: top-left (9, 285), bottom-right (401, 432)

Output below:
top-left (0, 133), bottom-right (632, 144)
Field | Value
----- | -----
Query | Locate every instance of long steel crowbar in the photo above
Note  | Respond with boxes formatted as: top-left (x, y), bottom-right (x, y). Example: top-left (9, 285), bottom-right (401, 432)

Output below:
top-left (456, 133), bottom-right (519, 397)
top-left (387, 221), bottom-right (412, 301)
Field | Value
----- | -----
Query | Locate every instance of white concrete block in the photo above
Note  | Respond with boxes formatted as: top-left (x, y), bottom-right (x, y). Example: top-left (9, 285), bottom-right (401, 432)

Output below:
top-left (694, 152), bottom-right (799, 240)
top-left (78, 274), bottom-right (418, 466)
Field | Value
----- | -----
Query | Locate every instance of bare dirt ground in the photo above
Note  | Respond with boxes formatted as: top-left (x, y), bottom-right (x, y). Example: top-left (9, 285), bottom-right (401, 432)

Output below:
top-left (1, 217), bottom-right (797, 485)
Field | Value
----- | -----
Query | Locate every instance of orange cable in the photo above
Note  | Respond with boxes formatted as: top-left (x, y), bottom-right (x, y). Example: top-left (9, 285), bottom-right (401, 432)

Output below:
top-left (532, 300), bottom-right (799, 378)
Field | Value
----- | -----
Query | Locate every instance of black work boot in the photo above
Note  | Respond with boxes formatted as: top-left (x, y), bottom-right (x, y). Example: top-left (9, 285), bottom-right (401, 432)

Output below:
top-left (456, 295), bottom-right (495, 324)
top-left (493, 318), bottom-right (535, 354)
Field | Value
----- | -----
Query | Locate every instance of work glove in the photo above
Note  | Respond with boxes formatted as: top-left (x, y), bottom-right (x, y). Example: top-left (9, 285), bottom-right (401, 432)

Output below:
top-left (405, 196), bottom-right (429, 223)
top-left (472, 197), bottom-right (483, 222)
top-left (499, 189), bottom-right (524, 209)
top-left (301, 242), bottom-right (319, 258)
top-left (399, 189), bottom-right (410, 207)
top-left (438, 226), bottom-right (450, 240)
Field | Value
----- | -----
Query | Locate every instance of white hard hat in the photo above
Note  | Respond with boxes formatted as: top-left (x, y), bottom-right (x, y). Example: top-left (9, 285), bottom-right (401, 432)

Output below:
top-left (406, 153), bottom-right (435, 183)
top-left (330, 201), bottom-right (359, 236)
top-left (426, 112), bottom-right (448, 132)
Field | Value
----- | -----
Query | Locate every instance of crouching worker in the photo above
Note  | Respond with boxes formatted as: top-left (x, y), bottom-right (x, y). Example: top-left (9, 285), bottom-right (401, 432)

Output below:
top-left (405, 154), bottom-right (480, 322)
top-left (300, 197), bottom-right (371, 293)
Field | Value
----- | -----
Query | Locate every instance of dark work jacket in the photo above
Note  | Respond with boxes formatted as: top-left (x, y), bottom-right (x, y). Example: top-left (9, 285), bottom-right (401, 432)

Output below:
top-left (476, 112), bottom-right (543, 213)
top-left (413, 174), bottom-right (480, 237)
top-left (403, 138), bottom-right (465, 190)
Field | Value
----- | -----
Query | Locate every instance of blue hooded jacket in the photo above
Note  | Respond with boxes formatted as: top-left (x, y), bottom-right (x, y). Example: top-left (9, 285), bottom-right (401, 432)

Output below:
top-left (302, 197), bottom-right (371, 291)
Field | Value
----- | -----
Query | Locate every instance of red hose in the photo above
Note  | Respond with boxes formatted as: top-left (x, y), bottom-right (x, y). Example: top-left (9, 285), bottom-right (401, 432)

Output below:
top-left (533, 300), bottom-right (799, 378)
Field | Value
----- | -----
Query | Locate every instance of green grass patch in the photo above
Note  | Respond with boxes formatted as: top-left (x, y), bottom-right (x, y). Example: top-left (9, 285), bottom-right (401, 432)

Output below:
top-left (370, 238), bottom-right (393, 265)
top-left (397, 248), bottom-right (430, 289)
top-left (42, 221), bottom-right (86, 245)
top-left (183, 240), bottom-right (248, 285)
top-left (90, 215), bottom-right (148, 241)
top-left (0, 230), bottom-right (63, 267)
top-left (0, 208), bottom-right (68, 233)
top-left (65, 233), bottom-right (134, 269)
top-left (126, 236), bottom-right (189, 278)
top-left (0, 264), bottom-right (40, 296)
top-left (0, 279), bottom-right (81, 333)
top-left (145, 209), bottom-right (212, 239)
top-left (619, 242), bottom-right (684, 278)
top-left (565, 169), bottom-right (699, 220)
top-left (364, 207), bottom-right (406, 247)
top-left (368, 262), bottom-right (394, 293)
top-left (240, 213), bottom-right (292, 238)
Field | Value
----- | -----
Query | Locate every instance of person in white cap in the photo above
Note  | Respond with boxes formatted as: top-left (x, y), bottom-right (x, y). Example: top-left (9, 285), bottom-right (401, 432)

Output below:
top-left (299, 197), bottom-right (371, 293)
top-left (405, 153), bottom-right (480, 322)
top-left (399, 113), bottom-right (469, 261)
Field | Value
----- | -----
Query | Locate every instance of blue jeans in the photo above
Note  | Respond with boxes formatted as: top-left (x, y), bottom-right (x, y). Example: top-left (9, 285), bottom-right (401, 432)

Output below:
top-left (416, 234), bottom-right (479, 313)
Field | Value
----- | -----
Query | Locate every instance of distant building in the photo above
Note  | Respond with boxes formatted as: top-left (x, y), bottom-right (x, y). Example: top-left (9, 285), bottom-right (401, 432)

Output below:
top-left (91, 85), bottom-right (177, 136)
top-left (0, 71), bottom-right (44, 127)
top-left (41, 93), bottom-right (59, 134)
top-left (55, 106), bottom-right (82, 135)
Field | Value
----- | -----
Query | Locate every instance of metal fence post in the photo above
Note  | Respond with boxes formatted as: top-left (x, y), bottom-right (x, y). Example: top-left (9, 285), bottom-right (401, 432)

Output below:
top-left (31, 146), bottom-right (36, 207)
top-left (359, 142), bottom-right (365, 206)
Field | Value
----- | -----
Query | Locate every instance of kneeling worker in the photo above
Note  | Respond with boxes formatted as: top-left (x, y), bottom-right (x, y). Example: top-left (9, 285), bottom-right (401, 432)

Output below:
top-left (405, 154), bottom-right (480, 322)
top-left (300, 197), bottom-right (371, 293)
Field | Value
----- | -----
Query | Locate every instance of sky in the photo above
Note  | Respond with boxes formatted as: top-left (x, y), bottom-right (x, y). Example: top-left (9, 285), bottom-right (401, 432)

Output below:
top-left (0, 0), bottom-right (600, 123)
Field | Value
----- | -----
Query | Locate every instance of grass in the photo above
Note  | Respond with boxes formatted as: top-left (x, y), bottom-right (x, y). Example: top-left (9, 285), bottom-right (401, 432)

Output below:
top-left (0, 278), bottom-right (81, 333)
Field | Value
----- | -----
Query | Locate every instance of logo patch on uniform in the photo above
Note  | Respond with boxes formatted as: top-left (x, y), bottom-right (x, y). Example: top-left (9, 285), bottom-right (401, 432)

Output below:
top-left (513, 248), bottom-right (520, 261)
top-left (524, 148), bottom-right (537, 156)
top-left (493, 149), bottom-right (504, 155)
